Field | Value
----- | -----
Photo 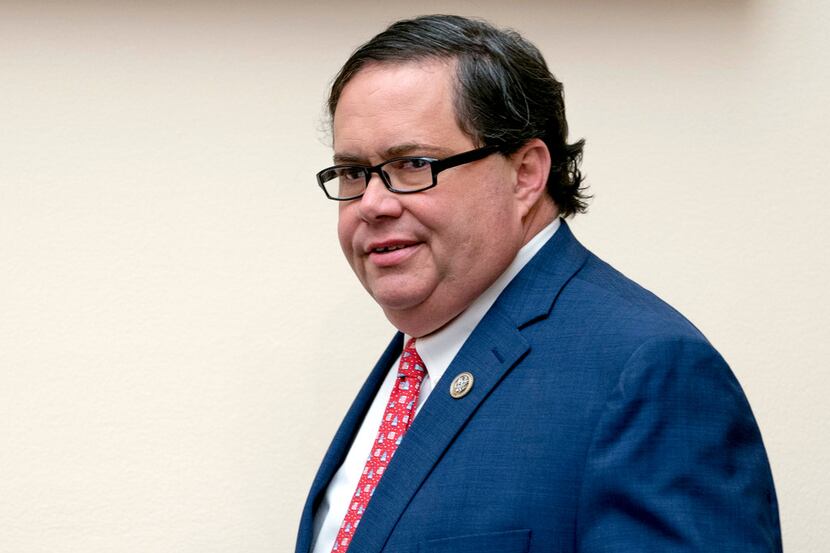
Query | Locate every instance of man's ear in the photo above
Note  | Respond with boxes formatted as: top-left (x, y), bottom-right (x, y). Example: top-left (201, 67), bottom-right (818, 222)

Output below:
top-left (512, 138), bottom-right (551, 217)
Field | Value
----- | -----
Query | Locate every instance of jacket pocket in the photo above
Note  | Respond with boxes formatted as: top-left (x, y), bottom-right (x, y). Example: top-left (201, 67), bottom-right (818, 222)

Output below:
top-left (420, 529), bottom-right (531, 553)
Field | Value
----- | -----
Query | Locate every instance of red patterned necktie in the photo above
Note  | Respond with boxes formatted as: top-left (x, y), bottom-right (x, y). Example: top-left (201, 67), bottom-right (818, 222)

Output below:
top-left (330, 338), bottom-right (427, 552)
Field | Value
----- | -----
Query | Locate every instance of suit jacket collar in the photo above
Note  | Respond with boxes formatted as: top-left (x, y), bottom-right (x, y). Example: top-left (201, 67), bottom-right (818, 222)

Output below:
top-left (496, 219), bottom-right (589, 328)
top-left (296, 220), bottom-right (590, 553)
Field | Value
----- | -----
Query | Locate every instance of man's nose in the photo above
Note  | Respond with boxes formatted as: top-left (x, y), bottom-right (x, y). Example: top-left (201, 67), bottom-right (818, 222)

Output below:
top-left (357, 172), bottom-right (403, 221)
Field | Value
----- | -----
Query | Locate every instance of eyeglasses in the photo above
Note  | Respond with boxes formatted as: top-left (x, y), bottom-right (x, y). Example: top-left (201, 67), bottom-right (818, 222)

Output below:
top-left (316, 145), bottom-right (504, 201)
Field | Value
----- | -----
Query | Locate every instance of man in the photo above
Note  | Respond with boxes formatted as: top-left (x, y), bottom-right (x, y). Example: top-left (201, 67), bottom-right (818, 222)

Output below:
top-left (297, 14), bottom-right (782, 553)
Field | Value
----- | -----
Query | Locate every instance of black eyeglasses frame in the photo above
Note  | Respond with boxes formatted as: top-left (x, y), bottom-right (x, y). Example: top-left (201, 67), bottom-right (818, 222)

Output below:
top-left (316, 145), bottom-right (506, 201)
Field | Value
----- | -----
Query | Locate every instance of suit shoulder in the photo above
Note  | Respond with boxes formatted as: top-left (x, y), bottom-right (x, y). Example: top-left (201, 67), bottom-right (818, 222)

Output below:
top-left (559, 251), bottom-right (710, 345)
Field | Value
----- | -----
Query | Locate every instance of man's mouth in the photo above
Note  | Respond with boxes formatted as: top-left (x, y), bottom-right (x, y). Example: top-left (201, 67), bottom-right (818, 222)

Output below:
top-left (372, 244), bottom-right (410, 253)
top-left (365, 241), bottom-right (420, 267)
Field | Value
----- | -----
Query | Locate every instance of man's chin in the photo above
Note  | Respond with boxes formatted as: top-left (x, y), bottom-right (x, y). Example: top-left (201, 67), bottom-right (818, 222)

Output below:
top-left (374, 289), bottom-right (465, 337)
top-left (371, 289), bottom-right (425, 314)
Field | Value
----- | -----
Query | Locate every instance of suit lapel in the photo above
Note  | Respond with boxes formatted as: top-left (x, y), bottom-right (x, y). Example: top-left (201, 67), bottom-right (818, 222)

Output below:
top-left (346, 312), bottom-right (529, 553)
top-left (295, 334), bottom-right (403, 553)
top-left (346, 220), bottom-right (590, 551)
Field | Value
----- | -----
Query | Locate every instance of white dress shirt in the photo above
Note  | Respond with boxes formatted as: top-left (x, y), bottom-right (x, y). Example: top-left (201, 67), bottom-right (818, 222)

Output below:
top-left (310, 218), bottom-right (560, 553)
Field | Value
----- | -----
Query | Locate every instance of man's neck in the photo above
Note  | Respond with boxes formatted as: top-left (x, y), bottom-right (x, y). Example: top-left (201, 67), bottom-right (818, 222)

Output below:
top-left (409, 215), bottom-right (561, 340)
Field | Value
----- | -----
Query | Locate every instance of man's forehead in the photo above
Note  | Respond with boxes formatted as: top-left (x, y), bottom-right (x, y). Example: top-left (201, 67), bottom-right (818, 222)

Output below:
top-left (331, 60), bottom-right (471, 163)
top-left (333, 61), bottom-right (454, 117)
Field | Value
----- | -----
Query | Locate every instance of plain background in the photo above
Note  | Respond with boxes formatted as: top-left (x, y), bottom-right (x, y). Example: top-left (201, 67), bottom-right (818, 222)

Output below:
top-left (1, 1), bottom-right (827, 551)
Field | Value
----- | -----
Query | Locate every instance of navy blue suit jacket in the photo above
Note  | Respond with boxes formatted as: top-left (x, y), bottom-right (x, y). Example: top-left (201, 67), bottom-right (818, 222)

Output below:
top-left (297, 221), bottom-right (782, 552)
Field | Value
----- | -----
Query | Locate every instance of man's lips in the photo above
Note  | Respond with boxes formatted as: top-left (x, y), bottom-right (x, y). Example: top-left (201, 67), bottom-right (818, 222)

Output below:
top-left (364, 240), bottom-right (421, 267)
top-left (364, 239), bottom-right (419, 254)
top-left (370, 243), bottom-right (410, 253)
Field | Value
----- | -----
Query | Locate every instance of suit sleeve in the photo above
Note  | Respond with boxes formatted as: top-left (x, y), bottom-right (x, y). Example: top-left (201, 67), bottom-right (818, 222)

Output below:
top-left (575, 336), bottom-right (782, 553)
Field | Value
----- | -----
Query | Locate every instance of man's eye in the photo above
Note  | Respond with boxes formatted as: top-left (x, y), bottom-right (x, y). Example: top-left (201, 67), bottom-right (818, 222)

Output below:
top-left (394, 158), bottom-right (431, 171)
top-left (339, 168), bottom-right (365, 181)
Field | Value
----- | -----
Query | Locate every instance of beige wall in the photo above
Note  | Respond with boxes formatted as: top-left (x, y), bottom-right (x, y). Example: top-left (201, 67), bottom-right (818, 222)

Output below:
top-left (2, 1), bottom-right (827, 551)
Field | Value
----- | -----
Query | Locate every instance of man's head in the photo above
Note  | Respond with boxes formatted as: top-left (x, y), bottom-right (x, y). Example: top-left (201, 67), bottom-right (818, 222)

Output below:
top-left (324, 15), bottom-right (586, 337)
top-left (328, 14), bottom-right (587, 215)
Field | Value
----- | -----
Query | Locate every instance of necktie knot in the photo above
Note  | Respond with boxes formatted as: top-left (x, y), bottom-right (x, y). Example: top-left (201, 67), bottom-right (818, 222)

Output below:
top-left (398, 338), bottom-right (427, 381)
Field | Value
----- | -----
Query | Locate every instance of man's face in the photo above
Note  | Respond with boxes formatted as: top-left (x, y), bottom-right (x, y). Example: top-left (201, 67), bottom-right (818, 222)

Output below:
top-left (333, 60), bottom-right (528, 336)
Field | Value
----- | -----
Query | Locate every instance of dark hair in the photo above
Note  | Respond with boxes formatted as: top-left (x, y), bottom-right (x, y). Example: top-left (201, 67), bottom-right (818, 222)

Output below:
top-left (328, 14), bottom-right (589, 217)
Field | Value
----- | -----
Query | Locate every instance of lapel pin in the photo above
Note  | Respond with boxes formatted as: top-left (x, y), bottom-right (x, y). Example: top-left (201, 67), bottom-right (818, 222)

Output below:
top-left (449, 372), bottom-right (474, 399)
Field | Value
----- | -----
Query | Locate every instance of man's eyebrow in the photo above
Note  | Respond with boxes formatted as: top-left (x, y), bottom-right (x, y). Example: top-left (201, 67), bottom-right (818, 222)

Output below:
top-left (384, 143), bottom-right (451, 158)
top-left (332, 143), bottom-right (451, 165)
top-left (332, 153), bottom-right (367, 165)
